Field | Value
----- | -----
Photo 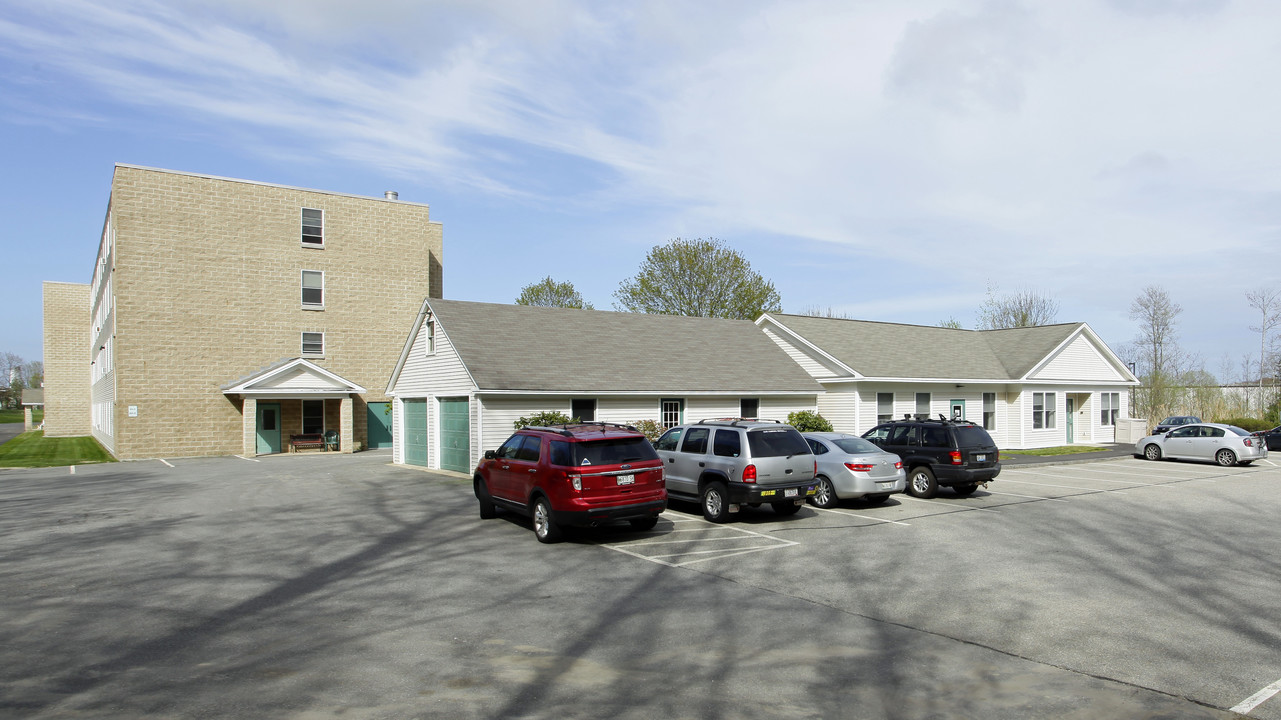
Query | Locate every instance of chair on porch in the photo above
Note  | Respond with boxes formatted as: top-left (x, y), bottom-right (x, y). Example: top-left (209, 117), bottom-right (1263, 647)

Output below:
top-left (324, 430), bottom-right (339, 452)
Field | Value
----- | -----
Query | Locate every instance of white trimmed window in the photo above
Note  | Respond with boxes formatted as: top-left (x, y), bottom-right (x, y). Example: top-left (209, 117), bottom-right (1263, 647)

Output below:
top-left (877, 392), bottom-right (894, 423)
top-left (424, 318), bottom-right (435, 355)
top-left (302, 208), bottom-right (324, 246)
top-left (1033, 392), bottom-right (1057, 429)
top-left (915, 392), bottom-right (930, 417)
top-left (302, 332), bottom-right (324, 357)
top-left (1100, 392), bottom-right (1119, 426)
top-left (302, 270), bottom-right (324, 309)
top-left (983, 392), bottom-right (996, 430)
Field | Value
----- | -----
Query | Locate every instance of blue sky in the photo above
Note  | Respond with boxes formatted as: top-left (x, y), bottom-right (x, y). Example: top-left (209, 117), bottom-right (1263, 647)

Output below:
top-left (3, 0), bottom-right (1279, 381)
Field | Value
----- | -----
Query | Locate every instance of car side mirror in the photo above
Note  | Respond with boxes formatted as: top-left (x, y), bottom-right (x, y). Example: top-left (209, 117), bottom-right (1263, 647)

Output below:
top-left (484, 450), bottom-right (497, 460)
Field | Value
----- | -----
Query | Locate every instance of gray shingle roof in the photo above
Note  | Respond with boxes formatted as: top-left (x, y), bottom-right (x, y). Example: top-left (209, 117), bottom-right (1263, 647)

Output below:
top-left (767, 314), bottom-right (1083, 380)
top-left (428, 300), bottom-right (823, 393)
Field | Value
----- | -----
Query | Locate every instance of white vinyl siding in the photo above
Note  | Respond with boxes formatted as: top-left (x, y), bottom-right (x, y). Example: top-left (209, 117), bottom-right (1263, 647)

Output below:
top-left (391, 320), bottom-right (475, 398)
top-left (1031, 335), bottom-right (1127, 382)
top-left (760, 326), bottom-right (842, 379)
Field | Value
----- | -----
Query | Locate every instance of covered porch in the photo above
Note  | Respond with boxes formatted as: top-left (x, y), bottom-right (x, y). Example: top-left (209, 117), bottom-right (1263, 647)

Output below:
top-left (222, 358), bottom-right (367, 456)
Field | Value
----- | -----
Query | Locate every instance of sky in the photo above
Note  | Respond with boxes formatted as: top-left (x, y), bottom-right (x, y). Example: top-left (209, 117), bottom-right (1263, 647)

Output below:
top-left (2, 0), bottom-right (1279, 381)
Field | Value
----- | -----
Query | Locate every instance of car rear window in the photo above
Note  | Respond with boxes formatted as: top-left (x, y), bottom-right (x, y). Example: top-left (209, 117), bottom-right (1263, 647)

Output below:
top-left (1226, 426), bottom-right (1250, 436)
top-left (832, 437), bottom-right (879, 454)
top-left (568, 437), bottom-right (659, 466)
top-left (953, 426), bottom-right (996, 448)
top-left (746, 428), bottom-right (811, 457)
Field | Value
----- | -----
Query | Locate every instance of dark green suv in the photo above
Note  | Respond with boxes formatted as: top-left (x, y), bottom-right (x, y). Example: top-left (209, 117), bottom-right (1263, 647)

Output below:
top-left (861, 416), bottom-right (1000, 498)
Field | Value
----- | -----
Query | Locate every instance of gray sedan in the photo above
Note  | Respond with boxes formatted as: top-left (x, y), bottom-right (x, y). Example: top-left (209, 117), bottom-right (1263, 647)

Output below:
top-left (803, 432), bottom-right (907, 508)
top-left (1136, 423), bottom-right (1268, 467)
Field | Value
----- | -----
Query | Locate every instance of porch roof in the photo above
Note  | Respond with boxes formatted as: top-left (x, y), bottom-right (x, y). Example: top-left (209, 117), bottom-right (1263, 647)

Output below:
top-left (221, 358), bottom-right (367, 397)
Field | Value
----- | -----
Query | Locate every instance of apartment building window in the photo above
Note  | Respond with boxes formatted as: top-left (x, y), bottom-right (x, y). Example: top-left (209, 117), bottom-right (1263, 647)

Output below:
top-left (1100, 392), bottom-right (1119, 426)
top-left (982, 392), bottom-right (996, 430)
top-left (302, 399), bottom-right (324, 434)
top-left (1032, 392), bottom-right (1057, 429)
top-left (302, 208), bottom-right (324, 246)
top-left (302, 332), bottom-right (324, 357)
top-left (915, 392), bottom-right (930, 417)
top-left (571, 399), bottom-right (596, 422)
top-left (302, 270), bottom-right (324, 309)
top-left (877, 392), bottom-right (894, 423)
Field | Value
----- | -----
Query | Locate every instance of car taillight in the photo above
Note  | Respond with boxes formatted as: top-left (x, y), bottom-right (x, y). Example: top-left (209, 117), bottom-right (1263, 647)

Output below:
top-left (950, 450), bottom-right (962, 465)
top-left (1244, 438), bottom-right (1254, 447)
top-left (894, 461), bottom-right (903, 469)
top-left (568, 473), bottom-right (582, 491)
top-left (742, 464), bottom-right (757, 483)
top-left (844, 462), bottom-right (875, 472)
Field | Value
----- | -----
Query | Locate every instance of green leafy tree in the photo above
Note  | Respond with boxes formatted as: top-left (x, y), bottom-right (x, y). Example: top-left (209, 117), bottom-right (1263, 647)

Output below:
top-left (515, 277), bottom-right (594, 309)
top-left (787, 410), bottom-right (833, 432)
top-left (938, 318), bottom-right (963, 329)
top-left (630, 419), bottom-right (666, 443)
top-left (613, 237), bottom-right (782, 320)
top-left (513, 410), bottom-right (574, 430)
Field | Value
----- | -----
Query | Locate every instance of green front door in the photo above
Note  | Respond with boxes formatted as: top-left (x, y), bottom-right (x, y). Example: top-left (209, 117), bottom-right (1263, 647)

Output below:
top-left (404, 399), bottom-right (428, 467)
top-left (950, 399), bottom-right (966, 422)
top-left (367, 402), bottom-right (393, 449)
top-left (439, 397), bottom-right (470, 473)
top-left (256, 402), bottom-right (281, 455)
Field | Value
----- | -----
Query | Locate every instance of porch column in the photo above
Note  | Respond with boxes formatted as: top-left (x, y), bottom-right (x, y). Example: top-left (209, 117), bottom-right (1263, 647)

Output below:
top-left (23, 407), bottom-right (33, 432)
top-left (340, 396), bottom-right (354, 454)
top-left (242, 397), bottom-right (257, 456)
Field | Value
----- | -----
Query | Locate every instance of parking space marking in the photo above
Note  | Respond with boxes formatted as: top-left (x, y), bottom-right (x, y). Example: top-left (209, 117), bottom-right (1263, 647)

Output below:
top-left (234, 455), bottom-right (261, 462)
top-left (599, 519), bottom-right (798, 568)
top-left (159, 458), bottom-right (174, 468)
top-left (1037, 468), bottom-right (1177, 488)
top-left (896, 495), bottom-right (1001, 513)
top-left (998, 478), bottom-right (1125, 494)
top-left (812, 506), bottom-right (911, 525)
top-left (1230, 676), bottom-right (1281, 714)
top-left (986, 490), bottom-right (1069, 503)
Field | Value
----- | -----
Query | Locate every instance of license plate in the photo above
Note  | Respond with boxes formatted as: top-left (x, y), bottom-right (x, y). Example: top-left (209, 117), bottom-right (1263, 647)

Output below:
top-left (784, 488), bottom-right (798, 497)
top-left (876, 481), bottom-right (893, 489)
top-left (974, 454), bottom-right (986, 462)
top-left (616, 474), bottom-right (634, 485)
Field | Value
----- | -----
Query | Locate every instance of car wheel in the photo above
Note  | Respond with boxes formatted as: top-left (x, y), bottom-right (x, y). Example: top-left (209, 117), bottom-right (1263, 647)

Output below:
top-left (1216, 448), bottom-right (1238, 467)
top-left (772, 501), bottom-right (803, 516)
top-left (629, 516), bottom-right (659, 531)
top-left (953, 482), bottom-right (978, 496)
top-left (532, 496), bottom-right (563, 543)
top-left (907, 467), bottom-right (938, 499)
top-left (1143, 444), bottom-right (1162, 461)
top-left (810, 476), bottom-right (838, 508)
top-left (475, 477), bottom-right (496, 519)
top-left (702, 481), bottom-right (731, 523)
top-left (863, 494), bottom-right (891, 505)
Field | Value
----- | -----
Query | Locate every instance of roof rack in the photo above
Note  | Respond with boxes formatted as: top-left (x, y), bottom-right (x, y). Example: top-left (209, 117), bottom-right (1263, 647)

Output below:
top-left (899, 413), bottom-right (978, 426)
top-left (521, 421), bottom-right (640, 437)
top-left (696, 418), bottom-right (783, 427)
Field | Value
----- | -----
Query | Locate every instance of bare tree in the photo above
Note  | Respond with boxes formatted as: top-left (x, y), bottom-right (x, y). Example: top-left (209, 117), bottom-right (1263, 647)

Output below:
top-left (798, 305), bottom-right (855, 319)
top-left (976, 284), bottom-right (1059, 329)
top-left (1246, 287), bottom-right (1281, 395)
top-left (1129, 285), bottom-right (1185, 420)
top-left (938, 317), bottom-right (964, 329)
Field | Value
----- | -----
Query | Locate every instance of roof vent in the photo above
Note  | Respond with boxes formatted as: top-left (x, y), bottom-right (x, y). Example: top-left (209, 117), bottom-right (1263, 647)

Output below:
top-left (384, 191), bottom-right (399, 200)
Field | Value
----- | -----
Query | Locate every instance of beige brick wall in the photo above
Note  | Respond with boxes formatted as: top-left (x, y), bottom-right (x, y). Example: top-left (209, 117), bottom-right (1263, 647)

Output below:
top-left (106, 165), bottom-right (443, 459)
top-left (42, 282), bottom-right (92, 437)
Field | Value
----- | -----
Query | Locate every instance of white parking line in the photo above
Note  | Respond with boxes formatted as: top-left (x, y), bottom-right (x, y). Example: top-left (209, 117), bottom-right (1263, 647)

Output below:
top-left (896, 495), bottom-right (1000, 513)
top-left (812, 506), bottom-right (911, 526)
top-left (234, 455), bottom-right (261, 462)
top-left (998, 478), bottom-right (1125, 494)
top-left (986, 490), bottom-right (1069, 503)
top-left (1231, 676), bottom-right (1281, 714)
top-left (158, 458), bottom-right (174, 468)
top-left (1036, 468), bottom-right (1176, 488)
top-left (599, 520), bottom-right (797, 567)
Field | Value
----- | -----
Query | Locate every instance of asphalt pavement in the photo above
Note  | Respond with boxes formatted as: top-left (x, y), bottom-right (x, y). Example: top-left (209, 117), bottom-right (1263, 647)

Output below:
top-left (0, 422), bottom-right (24, 447)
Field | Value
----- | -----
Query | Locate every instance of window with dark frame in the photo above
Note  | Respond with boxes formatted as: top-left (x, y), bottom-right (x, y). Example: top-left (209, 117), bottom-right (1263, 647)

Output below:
top-left (302, 332), bottom-right (324, 356)
top-left (740, 398), bottom-right (759, 419)
top-left (302, 270), bottom-right (324, 308)
top-left (302, 208), bottom-right (324, 246)
top-left (916, 392), bottom-right (930, 416)
top-left (302, 399), bottom-right (324, 434)
top-left (571, 399), bottom-right (596, 422)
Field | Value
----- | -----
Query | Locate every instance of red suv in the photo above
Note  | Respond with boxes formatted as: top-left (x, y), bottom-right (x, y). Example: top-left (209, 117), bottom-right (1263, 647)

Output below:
top-left (474, 422), bottom-right (667, 543)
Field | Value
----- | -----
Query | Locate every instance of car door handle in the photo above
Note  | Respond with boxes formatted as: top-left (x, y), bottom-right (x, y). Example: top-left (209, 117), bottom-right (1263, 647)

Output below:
top-left (699, 462), bottom-right (705, 467)
top-left (528, 468), bottom-right (537, 473)
top-left (668, 458), bottom-right (674, 463)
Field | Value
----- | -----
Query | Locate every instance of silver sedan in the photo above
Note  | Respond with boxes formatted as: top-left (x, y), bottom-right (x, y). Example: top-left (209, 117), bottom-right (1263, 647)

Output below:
top-left (803, 432), bottom-right (906, 508)
top-left (1136, 423), bottom-right (1268, 467)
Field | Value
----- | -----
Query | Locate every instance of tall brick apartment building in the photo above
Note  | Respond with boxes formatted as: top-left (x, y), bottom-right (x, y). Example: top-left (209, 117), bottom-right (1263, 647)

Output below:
top-left (42, 164), bottom-right (443, 459)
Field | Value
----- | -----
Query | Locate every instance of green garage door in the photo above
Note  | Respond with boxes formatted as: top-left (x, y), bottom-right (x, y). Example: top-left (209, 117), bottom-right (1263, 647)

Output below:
top-left (439, 397), bottom-right (471, 473)
top-left (366, 402), bottom-right (393, 449)
top-left (403, 399), bottom-right (428, 467)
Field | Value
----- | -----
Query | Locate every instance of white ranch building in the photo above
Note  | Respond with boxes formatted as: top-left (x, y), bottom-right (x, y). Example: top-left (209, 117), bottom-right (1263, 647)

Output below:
top-left (757, 314), bottom-right (1140, 449)
top-left (386, 300), bottom-right (823, 473)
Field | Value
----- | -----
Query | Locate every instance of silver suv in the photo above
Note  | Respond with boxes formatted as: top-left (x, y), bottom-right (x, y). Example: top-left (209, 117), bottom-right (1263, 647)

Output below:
top-left (653, 419), bottom-right (817, 522)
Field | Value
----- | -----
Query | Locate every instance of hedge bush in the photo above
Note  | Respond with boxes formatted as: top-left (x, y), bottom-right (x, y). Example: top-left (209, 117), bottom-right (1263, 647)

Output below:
top-left (513, 410), bottom-right (573, 430)
top-left (1214, 417), bottom-right (1271, 432)
top-left (630, 419), bottom-right (666, 443)
top-left (787, 410), bottom-right (833, 432)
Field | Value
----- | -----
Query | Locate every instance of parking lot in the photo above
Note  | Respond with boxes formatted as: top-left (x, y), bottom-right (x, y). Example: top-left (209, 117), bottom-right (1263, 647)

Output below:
top-left (2, 451), bottom-right (1279, 718)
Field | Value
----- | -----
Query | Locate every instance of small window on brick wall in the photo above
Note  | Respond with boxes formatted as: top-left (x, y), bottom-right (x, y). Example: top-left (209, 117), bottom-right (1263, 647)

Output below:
top-left (302, 332), bottom-right (324, 357)
top-left (302, 270), bottom-right (324, 308)
top-left (302, 208), bottom-right (324, 246)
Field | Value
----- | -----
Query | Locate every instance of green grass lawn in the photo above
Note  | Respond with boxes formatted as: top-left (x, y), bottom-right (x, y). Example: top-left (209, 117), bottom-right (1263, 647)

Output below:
top-left (0, 431), bottom-right (116, 468)
top-left (1003, 445), bottom-right (1111, 456)
top-left (0, 408), bottom-right (42, 424)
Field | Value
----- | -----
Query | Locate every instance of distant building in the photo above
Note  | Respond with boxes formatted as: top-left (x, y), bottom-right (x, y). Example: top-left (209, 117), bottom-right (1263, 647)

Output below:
top-left (42, 164), bottom-right (443, 459)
